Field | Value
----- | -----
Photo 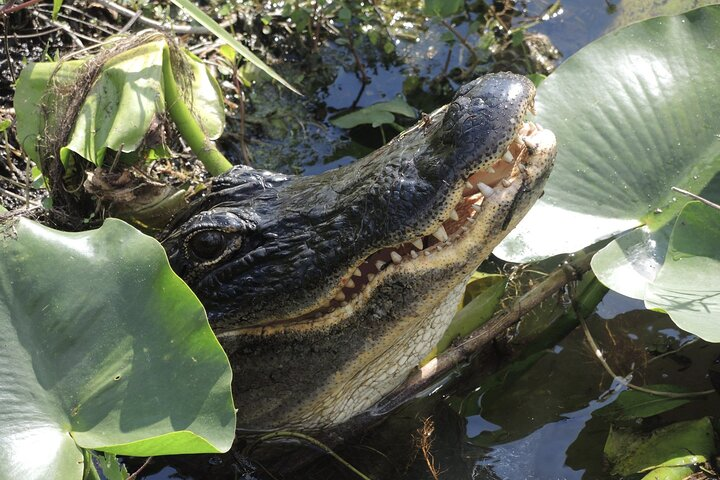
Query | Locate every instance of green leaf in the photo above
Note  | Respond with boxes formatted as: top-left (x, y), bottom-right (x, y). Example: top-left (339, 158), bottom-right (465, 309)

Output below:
top-left (182, 50), bottom-right (226, 141)
top-left (14, 37), bottom-right (231, 176)
top-left (0, 119), bottom-right (11, 132)
top-left (593, 385), bottom-right (692, 420)
top-left (170, 0), bottom-right (301, 95)
top-left (639, 465), bottom-right (695, 480)
top-left (0, 218), bottom-right (235, 480)
top-left (611, 0), bottom-right (719, 29)
top-left (52, 0), bottom-right (63, 20)
top-left (421, 273), bottom-right (507, 364)
top-left (496, 6), bottom-right (720, 262)
top-left (63, 40), bottom-right (167, 167)
top-left (92, 453), bottom-right (128, 480)
top-left (14, 59), bottom-right (84, 164)
top-left (590, 224), bottom-right (672, 300)
top-left (330, 98), bottom-right (416, 129)
top-left (644, 202), bottom-right (720, 341)
top-left (423, 0), bottom-right (463, 17)
top-left (604, 417), bottom-right (715, 476)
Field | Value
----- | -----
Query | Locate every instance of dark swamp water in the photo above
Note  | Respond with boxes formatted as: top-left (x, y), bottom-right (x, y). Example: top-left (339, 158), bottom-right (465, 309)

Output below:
top-left (122, 1), bottom-right (719, 479)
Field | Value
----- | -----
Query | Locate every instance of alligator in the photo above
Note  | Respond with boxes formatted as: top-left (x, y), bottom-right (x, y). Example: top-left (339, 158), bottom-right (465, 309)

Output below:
top-left (161, 72), bottom-right (557, 431)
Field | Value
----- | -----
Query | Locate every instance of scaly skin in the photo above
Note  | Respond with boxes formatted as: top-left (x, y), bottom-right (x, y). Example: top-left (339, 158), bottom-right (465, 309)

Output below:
top-left (161, 73), bottom-right (557, 431)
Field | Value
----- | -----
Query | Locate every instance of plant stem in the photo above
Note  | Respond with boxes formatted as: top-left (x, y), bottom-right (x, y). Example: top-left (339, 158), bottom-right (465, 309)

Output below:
top-left (162, 47), bottom-right (233, 176)
top-left (440, 19), bottom-right (478, 63)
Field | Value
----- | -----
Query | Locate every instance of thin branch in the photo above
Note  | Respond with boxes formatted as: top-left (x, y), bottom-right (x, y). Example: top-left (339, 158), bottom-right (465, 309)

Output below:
top-left (374, 250), bottom-right (595, 414)
top-left (0, 186), bottom-right (41, 206)
top-left (0, 0), bottom-right (41, 16)
top-left (95, 0), bottom-right (237, 35)
top-left (671, 186), bottom-right (720, 210)
top-left (439, 19), bottom-right (478, 63)
top-left (574, 298), bottom-right (714, 399)
top-left (126, 457), bottom-right (152, 480)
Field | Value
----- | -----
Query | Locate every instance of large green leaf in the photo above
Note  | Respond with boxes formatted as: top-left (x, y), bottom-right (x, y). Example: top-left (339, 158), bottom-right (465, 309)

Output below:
top-left (0, 219), bottom-right (235, 480)
top-left (496, 6), bottom-right (720, 262)
top-left (644, 202), bottom-right (720, 341)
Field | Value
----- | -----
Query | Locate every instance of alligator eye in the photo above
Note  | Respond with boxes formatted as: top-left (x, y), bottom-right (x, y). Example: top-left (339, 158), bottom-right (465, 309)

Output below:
top-left (187, 230), bottom-right (228, 261)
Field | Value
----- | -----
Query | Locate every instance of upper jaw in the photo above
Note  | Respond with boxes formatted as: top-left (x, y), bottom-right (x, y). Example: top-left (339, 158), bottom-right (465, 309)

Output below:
top-left (219, 117), bottom-right (557, 336)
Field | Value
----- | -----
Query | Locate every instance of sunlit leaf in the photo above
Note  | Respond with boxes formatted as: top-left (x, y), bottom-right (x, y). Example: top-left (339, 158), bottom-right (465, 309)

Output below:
top-left (496, 6), bottom-right (720, 262)
top-left (644, 202), bottom-right (720, 341)
top-left (0, 219), bottom-right (235, 480)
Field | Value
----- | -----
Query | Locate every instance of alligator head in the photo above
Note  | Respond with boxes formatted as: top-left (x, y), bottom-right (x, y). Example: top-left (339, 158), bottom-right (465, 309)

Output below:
top-left (162, 73), bottom-right (557, 431)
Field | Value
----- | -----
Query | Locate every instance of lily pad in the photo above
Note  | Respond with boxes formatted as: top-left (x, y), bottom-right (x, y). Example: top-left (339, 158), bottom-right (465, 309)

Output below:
top-left (644, 202), bottom-right (720, 341)
top-left (0, 218), bottom-right (235, 480)
top-left (496, 6), bottom-right (720, 262)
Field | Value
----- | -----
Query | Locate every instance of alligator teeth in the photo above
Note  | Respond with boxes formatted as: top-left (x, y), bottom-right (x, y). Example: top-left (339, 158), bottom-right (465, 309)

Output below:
top-left (460, 225), bottom-right (469, 232)
top-left (340, 301), bottom-right (348, 307)
top-left (367, 273), bottom-right (376, 282)
top-left (471, 204), bottom-right (483, 213)
top-left (513, 135), bottom-right (524, 147)
top-left (412, 239), bottom-right (424, 250)
top-left (477, 182), bottom-right (495, 197)
top-left (465, 181), bottom-right (474, 189)
top-left (487, 166), bottom-right (496, 173)
top-left (503, 150), bottom-right (514, 163)
top-left (522, 136), bottom-right (538, 150)
top-left (517, 163), bottom-right (526, 172)
top-left (410, 250), bottom-right (419, 259)
top-left (390, 251), bottom-right (402, 264)
top-left (436, 244), bottom-right (443, 251)
top-left (375, 260), bottom-right (387, 271)
top-left (353, 268), bottom-right (362, 277)
top-left (335, 291), bottom-right (346, 302)
top-left (467, 216), bottom-right (476, 223)
top-left (449, 210), bottom-right (459, 221)
top-left (432, 225), bottom-right (449, 242)
top-left (345, 278), bottom-right (355, 289)
top-left (502, 178), bottom-right (514, 188)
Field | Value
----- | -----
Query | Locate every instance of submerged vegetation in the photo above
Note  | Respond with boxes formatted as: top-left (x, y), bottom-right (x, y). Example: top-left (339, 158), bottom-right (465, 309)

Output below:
top-left (0, 1), bottom-right (719, 479)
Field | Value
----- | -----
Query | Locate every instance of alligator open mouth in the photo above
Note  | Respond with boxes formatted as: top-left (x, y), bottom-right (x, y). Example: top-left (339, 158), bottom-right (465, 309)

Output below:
top-left (217, 120), bottom-right (555, 337)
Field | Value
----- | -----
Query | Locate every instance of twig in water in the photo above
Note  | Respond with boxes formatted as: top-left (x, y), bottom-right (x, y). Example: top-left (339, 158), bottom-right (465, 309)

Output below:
top-left (439, 19), bottom-right (478, 64)
top-left (573, 297), bottom-right (714, 399)
top-left (244, 431), bottom-right (372, 480)
top-left (126, 456), bottom-right (152, 480)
